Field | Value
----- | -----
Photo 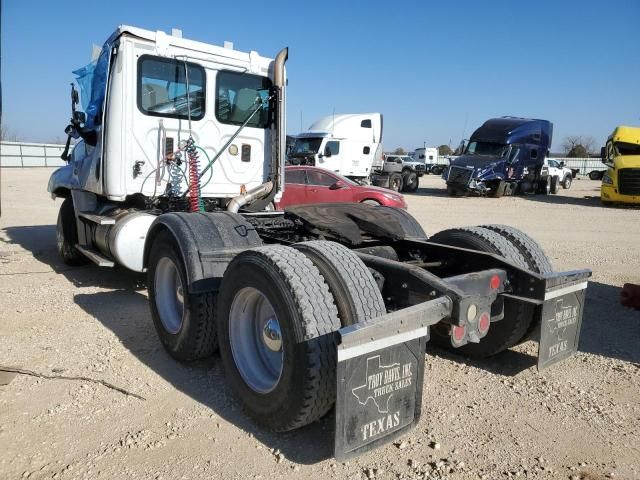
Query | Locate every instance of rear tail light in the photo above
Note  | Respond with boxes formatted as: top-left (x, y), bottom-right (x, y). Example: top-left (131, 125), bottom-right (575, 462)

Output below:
top-left (478, 312), bottom-right (490, 337)
top-left (490, 275), bottom-right (501, 290)
top-left (451, 325), bottom-right (466, 346)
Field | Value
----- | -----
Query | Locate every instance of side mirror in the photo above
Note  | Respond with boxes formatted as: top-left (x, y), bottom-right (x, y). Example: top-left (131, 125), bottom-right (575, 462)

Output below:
top-left (559, 161), bottom-right (565, 167)
top-left (324, 148), bottom-right (332, 158)
top-left (73, 111), bottom-right (86, 125)
top-left (329, 180), bottom-right (346, 190)
top-left (600, 146), bottom-right (606, 164)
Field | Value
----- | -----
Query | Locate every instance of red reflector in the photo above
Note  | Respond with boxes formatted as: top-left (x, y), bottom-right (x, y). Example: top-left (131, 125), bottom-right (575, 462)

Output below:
top-left (490, 275), bottom-right (501, 290)
top-left (452, 325), bottom-right (466, 342)
top-left (478, 312), bottom-right (490, 334)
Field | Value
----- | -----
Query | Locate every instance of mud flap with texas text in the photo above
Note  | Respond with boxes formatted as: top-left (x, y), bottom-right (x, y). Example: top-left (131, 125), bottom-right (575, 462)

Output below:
top-left (537, 279), bottom-right (588, 370)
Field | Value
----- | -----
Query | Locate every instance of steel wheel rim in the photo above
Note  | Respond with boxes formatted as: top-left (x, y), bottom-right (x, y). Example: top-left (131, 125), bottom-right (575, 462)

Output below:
top-left (154, 257), bottom-right (185, 334)
top-left (229, 287), bottom-right (283, 393)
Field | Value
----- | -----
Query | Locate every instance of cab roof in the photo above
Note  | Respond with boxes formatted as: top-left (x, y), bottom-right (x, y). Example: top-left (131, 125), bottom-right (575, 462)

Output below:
top-left (609, 126), bottom-right (640, 145)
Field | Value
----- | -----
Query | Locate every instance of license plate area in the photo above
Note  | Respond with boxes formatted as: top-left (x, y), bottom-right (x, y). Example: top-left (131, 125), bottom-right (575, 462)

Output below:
top-left (537, 283), bottom-right (587, 370)
top-left (334, 335), bottom-right (427, 460)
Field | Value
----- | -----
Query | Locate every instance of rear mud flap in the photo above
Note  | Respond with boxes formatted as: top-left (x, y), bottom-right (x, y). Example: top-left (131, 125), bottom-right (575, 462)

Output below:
top-left (334, 328), bottom-right (428, 460)
top-left (334, 336), bottom-right (427, 461)
top-left (332, 298), bottom-right (451, 460)
top-left (537, 280), bottom-right (588, 370)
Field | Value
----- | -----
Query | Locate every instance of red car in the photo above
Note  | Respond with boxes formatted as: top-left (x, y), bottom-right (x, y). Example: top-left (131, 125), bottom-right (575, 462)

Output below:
top-left (277, 166), bottom-right (407, 209)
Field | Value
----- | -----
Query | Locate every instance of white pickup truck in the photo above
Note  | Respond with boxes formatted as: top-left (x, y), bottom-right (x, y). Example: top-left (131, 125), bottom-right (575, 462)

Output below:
top-left (546, 158), bottom-right (574, 191)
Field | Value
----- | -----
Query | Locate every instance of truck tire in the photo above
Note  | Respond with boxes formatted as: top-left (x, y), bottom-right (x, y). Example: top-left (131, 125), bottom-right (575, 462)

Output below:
top-left (562, 174), bottom-right (572, 189)
top-left (428, 227), bottom-right (534, 358)
top-left (56, 197), bottom-right (89, 266)
top-left (488, 181), bottom-right (506, 198)
top-left (148, 230), bottom-right (218, 361)
top-left (481, 224), bottom-right (553, 345)
top-left (589, 170), bottom-right (604, 181)
top-left (216, 246), bottom-right (341, 431)
top-left (550, 176), bottom-right (560, 194)
top-left (446, 185), bottom-right (458, 196)
top-left (402, 171), bottom-right (419, 192)
top-left (389, 173), bottom-right (403, 192)
top-left (431, 165), bottom-right (445, 176)
top-left (294, 241), bottom-right (386, 327)
top-left (538, 176), bottom-right (551, 195)
top-left (480, 224), bottom-right (553, 274)
top-left (375, 205), bottom-right (427, 239)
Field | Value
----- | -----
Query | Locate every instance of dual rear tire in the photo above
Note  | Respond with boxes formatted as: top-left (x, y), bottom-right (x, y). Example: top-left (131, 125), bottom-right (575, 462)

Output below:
top-left (147, 232), bottom-right (385, 431)
top-left (429, 225), bottom-right (552, 358)
top-left (216, 242), bottom-right (385, 431)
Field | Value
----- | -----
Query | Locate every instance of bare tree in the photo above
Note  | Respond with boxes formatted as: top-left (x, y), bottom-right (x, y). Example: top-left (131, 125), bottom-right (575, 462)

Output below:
top-left (582, 136), bottom-right (597, 154)
top-left (393, 147), bottom-right (406, 155)
top-left (0, 125), bottom-right (20, 142)
top-left (561, 135), bottom-right (598, 156)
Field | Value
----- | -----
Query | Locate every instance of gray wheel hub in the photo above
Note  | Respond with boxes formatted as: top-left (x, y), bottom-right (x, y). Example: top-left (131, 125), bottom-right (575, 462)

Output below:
top-left (154, 257), bottom-right (185, 334)
top-left (229, 287), bottom-right (283, 393)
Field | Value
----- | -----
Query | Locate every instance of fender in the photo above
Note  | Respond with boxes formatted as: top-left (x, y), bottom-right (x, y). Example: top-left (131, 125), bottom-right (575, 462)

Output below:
top-left (143, 212), bottom-right (262, 293)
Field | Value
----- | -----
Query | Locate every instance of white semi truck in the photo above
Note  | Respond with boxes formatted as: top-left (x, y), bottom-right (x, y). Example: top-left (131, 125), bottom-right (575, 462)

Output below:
top-left (48, 25), bottom-right (590, 460)
top-left (289, 113), bottom-right (425, 192)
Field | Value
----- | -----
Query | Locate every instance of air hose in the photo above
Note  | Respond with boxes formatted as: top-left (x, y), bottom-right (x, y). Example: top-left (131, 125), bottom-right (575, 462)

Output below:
top-left (185, 138), bottom-right (203, 212)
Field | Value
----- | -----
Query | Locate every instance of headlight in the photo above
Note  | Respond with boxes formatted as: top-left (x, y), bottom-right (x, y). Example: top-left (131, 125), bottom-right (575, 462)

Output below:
top-left (602, 174), bottom-right (614, 185)
top-left (382, 193), bottom-right (400, 201)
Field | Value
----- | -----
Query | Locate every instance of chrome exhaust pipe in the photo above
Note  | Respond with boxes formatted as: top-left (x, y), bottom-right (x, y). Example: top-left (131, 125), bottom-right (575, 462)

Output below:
top-left (246, 47), bottom-right (288, 212)
top-left (227, 181), bottom-right (274, 213)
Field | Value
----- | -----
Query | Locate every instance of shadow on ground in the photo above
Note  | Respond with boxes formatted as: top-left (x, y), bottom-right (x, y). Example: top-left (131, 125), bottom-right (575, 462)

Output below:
top-left (428, 281), bottom-right (640, 373)
top-left (406, 179), bottom-right (640, 210)
top-left (4, 225), bottom-right (639, 462)
top-left (3, 224), bottom-right (332, 464)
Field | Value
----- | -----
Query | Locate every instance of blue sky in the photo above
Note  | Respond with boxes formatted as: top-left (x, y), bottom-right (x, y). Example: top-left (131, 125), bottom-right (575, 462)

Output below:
top-left (2, 0), bottom-right (639, 151)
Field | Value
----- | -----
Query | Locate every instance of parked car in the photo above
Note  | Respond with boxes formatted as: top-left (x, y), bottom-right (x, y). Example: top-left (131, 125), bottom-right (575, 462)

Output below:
top-left (278, 166), bottom-right (407, 209)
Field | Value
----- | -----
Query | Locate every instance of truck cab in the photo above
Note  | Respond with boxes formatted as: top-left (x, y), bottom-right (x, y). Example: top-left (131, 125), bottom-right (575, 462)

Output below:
top-left (49, 25), bottom-right (286, 210)
top-left (445, 117), bottom-right (553, 197)
top-left (600, 126), bottom-right (640, 205)
top-left (288, 113), bottom-right (383, 181)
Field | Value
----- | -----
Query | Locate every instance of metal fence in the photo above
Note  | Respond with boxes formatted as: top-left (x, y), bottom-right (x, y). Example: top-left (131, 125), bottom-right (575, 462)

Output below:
top-left (434, 156), bottom-right (603, 175)
top-left (1, 141), bottom-right (604, 175)
top-left (0, 141), bottom-right (69, 168)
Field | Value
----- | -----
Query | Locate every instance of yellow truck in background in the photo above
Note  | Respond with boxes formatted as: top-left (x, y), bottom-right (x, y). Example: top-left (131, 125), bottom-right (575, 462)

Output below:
top-left (600, 126), bottom-right (640, 205)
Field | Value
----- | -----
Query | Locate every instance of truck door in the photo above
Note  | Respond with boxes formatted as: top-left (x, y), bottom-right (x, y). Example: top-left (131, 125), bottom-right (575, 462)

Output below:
top-left (279, 168), bottom-right (308, 208)
top-left (318, 140), bottom-right (341, 172)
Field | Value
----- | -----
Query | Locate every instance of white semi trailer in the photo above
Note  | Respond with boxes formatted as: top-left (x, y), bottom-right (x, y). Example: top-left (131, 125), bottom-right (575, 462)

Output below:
top-left (48, 25), bottom-right (590, 460)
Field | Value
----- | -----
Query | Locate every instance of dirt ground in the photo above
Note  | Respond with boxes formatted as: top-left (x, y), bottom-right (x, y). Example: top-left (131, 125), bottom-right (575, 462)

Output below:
top-left (1, 169), bottom-right (639, 480)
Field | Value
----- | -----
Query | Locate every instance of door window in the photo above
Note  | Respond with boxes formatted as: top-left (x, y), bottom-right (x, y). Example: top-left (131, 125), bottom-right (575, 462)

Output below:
top-left (325, 141), bottom-right (340, 156)
top-left (216, 71), bottom-right (272, 128)
top-left (307, 170), bottom-right (336, 187)
top-left (285, 169), bottom-right (307, 184)
top-left (137, 56), bottom-right (205, 120)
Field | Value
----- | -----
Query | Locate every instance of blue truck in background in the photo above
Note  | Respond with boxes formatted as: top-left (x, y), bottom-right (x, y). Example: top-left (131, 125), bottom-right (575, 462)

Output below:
top-left (444, 117), bottom-right (555, 197)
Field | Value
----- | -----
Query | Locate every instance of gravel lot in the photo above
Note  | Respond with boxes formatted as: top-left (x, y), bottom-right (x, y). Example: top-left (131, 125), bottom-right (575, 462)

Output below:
top-left (1, 169), bottom-right (639, 480)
